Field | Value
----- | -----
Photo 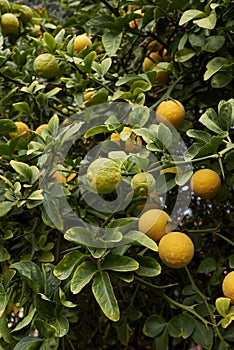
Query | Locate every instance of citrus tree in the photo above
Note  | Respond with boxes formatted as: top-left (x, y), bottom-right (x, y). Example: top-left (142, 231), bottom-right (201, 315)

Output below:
top-left (0, 0), bottom-right (234, 349)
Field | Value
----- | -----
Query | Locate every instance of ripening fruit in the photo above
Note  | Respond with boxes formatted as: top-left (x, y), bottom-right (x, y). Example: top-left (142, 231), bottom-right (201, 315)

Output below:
top-left (156, 99), bottom-right (185, 128)
top-left (1, 13), bottom-right (19, 35)
top-left (222, 271), bottom-right (234, 304)
top-left (156, 64), bottom-right (170, 84)
top-left (83, 90), bottom-right (96, 101)
top-left (87, 158), bottom-right (122, 195)
top-left (74, 34), bottom-right (92, 53)
top-left (190, 169), bottom-right (221, 199)
top-left (131, 172), bottom-right (156, 196)
top-left (19, 5), bottom-right (33, 24)
top-left (143, 52), bottom-right (162, 71)
top-left (36, 124), bottom-right (49, 135)
top-left (147, 40), bottom-right (163, 52)
top-left (129, 9), bottom-right (143, 29)
top-left (138, 209), bottom-right (172, 242)
top-left (51, 171), bottom-right (66, 183)
top-left (158, 232), bottom-right (194, 269)
top-left (9, 121), bottom-right (30, 139)
top-left (0, 0), bottom-right (10, 14)
top-left (33, 53), bottom-right (59, 80)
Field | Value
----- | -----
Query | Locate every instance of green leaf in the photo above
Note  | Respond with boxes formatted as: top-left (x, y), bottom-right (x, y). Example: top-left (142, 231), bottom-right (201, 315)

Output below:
top-left (143, 314), bottom-right (167, 337)
top-left (0, 313), bottom-right (12, 343)
top-left (101, 254), bottom-right (139, 272)
top-left (12, 308), bottom-right (36, 332)
top-left (0, 245), bottom-right (10, 262)
top-left (186, 129), bottom-right (211, 143)
top-left (84, 51), bottom-right (96, 73)
top-left (179, 10), bottom-right (204, 26)
top-left (211, 72), bottom-right (233, 88)
top-left (92, 271), bottom-right (120, 322)
top-left (193, 10), bottom-right (217, 30)
top-left (154, 327), bottom-right (169, 350)
top-left (199, 108), bottom-right (224, 133)
top-left (55, 28), bottom-right (65, 44)
top-left (198, 257), bottom-right (217, 273)
top-left (10, 160), bottom-right (32, 183)
top-left (45, 87), bottom-right (62, 98)
top-left (84, 125), bottom-right (109, 138)
top-left (33, 318), bottom-right (57, 338)
top-left (132, 255), bottom-right (161, 277)
top-left (11, 261), bottom-right (44, 294)
top-left (202, 36), bottom-right (225, 52)
top-left (13, 337), bottom-right (42, 350)
top-left (71, 261), bottom-right (97, 294)
top-left (35, 294), bottom-right (58, 319)
top-left (101, 57), bottom-right (112, 75)
top-left (12, 101), bottom-right (31, 115)
top-left (123, 231), bottom-right (158, 251)
top-left (158, 123), bottom-right (172, 148)
top-left (0, 284), bottom-right (8, 315)
top-left (54, 250), bottom-right (84, 280)
top-left (215, 298), bottom-right (231, 317)
top-left (168, 315), bottom-right (195, 338)
top-left (204, 57), bottom-right (228, 81)
top-left (0, 119), bottom-right (17, 134)
top-left (218, 100), bottom-right (234, 131)
top-left (192, 321), bottom-right (213, 349)
top-left (174, 49), bottom-right (196, 63)
top-left (102, 31), bottom-right (122, 56)
top-left (0, 201), bottom-right (15, 217)
top-left (42, 263), bottom-right (60, 297)
top-left (49, 316), bottom-right (69, 337)
top-left (43, 32), bottom-right (57, 51)
top-left (229, 254), bottom-right (234, 268)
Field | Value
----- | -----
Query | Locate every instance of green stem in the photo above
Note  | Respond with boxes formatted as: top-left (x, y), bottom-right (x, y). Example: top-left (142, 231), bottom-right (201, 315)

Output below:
top-left (150, 76), bottom-right (184, 109)
top-left (100, 0), bottom-right (119, 17)
top-left (185, 267), bottom-right (229, 349)
top-left (135, 276), bottom-right (213, 326)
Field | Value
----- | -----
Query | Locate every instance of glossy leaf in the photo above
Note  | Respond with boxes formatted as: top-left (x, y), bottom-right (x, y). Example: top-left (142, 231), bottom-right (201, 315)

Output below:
top-left (54, 250), bottom-right (85, 280)
top-left (71, 261), bottom-right (97, 294)
top-left (101, 254), bottom-right (139, 272)
top-left (11, 261), bottom-right (44, 294)
top-left (143, 314), bottom-right (167, 337)
top-left (92, 271), bottom-right (120, 322)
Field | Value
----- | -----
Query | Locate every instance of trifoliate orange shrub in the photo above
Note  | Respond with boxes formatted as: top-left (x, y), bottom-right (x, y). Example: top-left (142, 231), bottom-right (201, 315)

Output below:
top-left (190, 168), bottom-right (221, 199)
top-left (9, 121), bottom-right (30, 139)
top-left (158, 232), bottom-right (194, 269)
top-left (33, 53), bottom-right (59, 79)
top-left (138, 209), bottom-right (172, 241)
top-left (222, 271), bottom-right (234, 304)
top-left (156, 99), bottom-right (185, 128)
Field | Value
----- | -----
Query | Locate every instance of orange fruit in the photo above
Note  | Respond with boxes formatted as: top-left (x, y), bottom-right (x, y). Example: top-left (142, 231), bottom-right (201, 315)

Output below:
top-left (9, 121), bottom-right (30, 139)
top-left (190, 169), bottom-right (221, 199)
top-left (138, 209), bottom-right (172, 241)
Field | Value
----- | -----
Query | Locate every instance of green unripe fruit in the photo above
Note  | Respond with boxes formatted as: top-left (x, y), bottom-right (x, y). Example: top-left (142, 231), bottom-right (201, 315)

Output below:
top-left (33, 53), bottom-right (59, 80)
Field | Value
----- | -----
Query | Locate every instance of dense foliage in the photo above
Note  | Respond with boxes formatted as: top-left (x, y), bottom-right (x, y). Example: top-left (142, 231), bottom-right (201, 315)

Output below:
top-left (0, 0), bottom-right (233, 349)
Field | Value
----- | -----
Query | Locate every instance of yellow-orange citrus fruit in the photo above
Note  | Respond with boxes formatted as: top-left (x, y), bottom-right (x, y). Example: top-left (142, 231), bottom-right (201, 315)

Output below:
top-left (0, 0), bottom-right (10, 13)
top-left (110, 127), bottom-right (142, 153)
top-left (1, 13), bottom-right (19, 35)
top-left (33, 53), bottom-right (59, 80)
top-left (19, 5), bottom-right (33, 24)
top-left (9, 121), bottom-right (29, 139)
top-left (156, 99), bottom-right (185, 128)
top-left (143, 52), bottom-right (162, 71)
top-left (138, 209), bottom-right (171, 241)
top-left (36, 124), bottom-right (49, 135)
top-left (222, 271), bottom-right (234, 304)
top-left (87, 158), bottom-right (122, 195)
top-left (190, 169), bottom-right (221, 199)
top-left (83, 90), bottom-right (96, 101)
top-left (129, 9), bottom-right (143, 29)
top-left (156, 64), bottom-right (170, 84)
top-left (51, 171), bottom-right (66, 183)
top-left (147, 40), bottom-right (163, 52)
top-left (158, 232), bottom-right (194, 269)
top-left (74, 34), bottom-right (92, 53)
